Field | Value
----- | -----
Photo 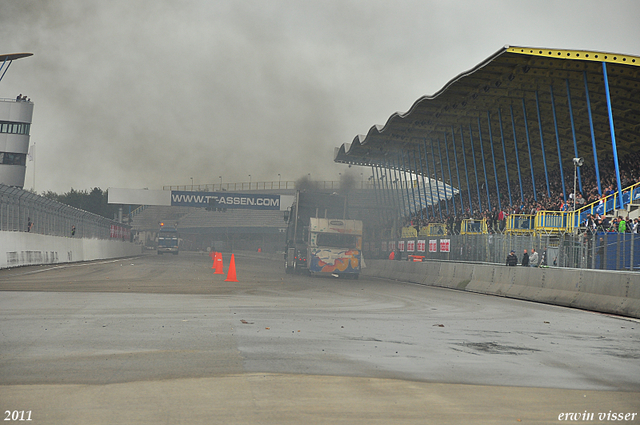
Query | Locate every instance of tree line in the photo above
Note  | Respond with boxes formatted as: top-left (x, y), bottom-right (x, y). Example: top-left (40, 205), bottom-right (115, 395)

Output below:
top-left (42, 187), bottom-right (123, 220)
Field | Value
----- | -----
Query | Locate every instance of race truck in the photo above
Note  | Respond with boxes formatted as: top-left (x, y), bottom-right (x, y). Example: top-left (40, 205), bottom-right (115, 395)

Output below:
top-left (284, 191), bottom-right (363, 278)
top-left (157, 223), bottom-right (179, 255)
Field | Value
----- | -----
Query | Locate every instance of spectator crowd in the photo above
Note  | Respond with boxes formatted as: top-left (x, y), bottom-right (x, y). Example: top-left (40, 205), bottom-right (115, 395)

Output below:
top-left (400, 152), bottom-right (640, 235)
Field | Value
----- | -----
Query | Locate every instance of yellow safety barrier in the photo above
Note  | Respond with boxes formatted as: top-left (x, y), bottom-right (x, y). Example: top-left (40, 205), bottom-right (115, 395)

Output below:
top-left (401, 226), bottom-right (418, 238)
top-left (534, 211), bottom-right (567, 235)
top-left (421, 223), bottom-right (447, 236)
top-left (460, 219), bottom-right (487, 235)
top-left (505, 214), bottom-right (535, 235)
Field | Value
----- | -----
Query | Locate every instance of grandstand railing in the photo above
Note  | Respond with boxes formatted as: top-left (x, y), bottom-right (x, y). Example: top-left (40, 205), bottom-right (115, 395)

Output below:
top-left (534, 211), bottom-right (567, 235)
top-left (567, 181), bottom-right (640, 231)
top-left (0, 184), bottom-right (131, 240)
top-left (505, 214), bottom-right (535, 235)
top-left (421, 223), bottom-right (447, 236)
top-left (401, 226), bottom-right (417, 238)
top-left (460, 218), bottom-right (488, 235)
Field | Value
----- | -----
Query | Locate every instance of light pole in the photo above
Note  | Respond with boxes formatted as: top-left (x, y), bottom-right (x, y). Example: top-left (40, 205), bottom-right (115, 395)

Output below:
top-left (572, 157), bottom-right (584, 210)
top-left (249, 174), bottom-right (251, 189)
top-left (573, 157), bottom-right (584, 230)
top-left (278, 173), bottom-right (281, 189)
top-left (190, 177), bottom-right (193, 191)
top-left (219, 176), bottom-right (222, 190)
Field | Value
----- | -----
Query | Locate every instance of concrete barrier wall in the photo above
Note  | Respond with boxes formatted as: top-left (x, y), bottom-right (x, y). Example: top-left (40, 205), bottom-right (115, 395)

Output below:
top-left (0, 231), bottom-right (143, 269)
top-left (362, 259), bottom-right (640, 319)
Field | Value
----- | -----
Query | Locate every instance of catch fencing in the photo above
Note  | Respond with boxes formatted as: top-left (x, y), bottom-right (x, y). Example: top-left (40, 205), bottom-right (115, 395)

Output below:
top-left (0, 184), bottom-right (131, 240)
top-left (367, 231), bottom-right (640, 271)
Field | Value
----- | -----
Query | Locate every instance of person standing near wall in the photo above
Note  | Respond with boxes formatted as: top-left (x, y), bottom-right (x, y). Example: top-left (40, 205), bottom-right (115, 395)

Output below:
top-left (619, 216), bottom-right (627, 233)
top-left (529, 249), bottom-right (538, 267)
top-left (506, 250), bottom-right (518, 266)
top-left (521, 249), bottom-right (529, 266)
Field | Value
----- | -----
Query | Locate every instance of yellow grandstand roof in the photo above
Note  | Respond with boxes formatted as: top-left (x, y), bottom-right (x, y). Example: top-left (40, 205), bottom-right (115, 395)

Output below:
top-left (335, 45), bottom-right (640, 195)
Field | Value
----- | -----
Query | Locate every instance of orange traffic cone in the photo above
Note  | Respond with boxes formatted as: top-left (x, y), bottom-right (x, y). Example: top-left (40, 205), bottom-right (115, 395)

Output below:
top-left (214, 252), bottom-right (224, 274)
top-left (210, 251), bottom-right (217, 269)
top-left (224, 254), bottom-right (238, 282)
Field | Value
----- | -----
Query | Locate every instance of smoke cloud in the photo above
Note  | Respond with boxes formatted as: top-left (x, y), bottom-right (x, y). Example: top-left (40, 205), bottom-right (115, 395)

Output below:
top-left (0, 0), bottom-right (638, 193)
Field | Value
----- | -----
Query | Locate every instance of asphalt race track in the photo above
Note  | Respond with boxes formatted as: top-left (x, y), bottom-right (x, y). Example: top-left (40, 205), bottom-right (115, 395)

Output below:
top-left (1, 252), bottom-right (639, 424)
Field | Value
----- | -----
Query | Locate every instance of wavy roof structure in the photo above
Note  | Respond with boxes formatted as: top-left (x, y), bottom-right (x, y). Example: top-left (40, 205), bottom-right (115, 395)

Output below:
top-left (334, 46), bottom-right (640, 200)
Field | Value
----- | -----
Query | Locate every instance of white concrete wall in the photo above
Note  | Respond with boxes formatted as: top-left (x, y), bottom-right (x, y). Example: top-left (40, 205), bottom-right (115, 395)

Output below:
top-left (0, 231), bottom-right (142, 269)
top-left (362, 259), bottom-right (640, 319)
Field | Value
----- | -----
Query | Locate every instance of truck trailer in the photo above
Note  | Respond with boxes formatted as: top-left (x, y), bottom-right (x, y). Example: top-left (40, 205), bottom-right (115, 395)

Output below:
top-left (284, 191), bottom-right (362, 278)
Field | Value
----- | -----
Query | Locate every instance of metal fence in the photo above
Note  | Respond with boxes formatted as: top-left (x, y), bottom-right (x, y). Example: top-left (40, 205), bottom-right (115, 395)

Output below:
top-left (0, 184), bottom-right (130, 239)
top-left (367, 231), bottom-right (640, 271)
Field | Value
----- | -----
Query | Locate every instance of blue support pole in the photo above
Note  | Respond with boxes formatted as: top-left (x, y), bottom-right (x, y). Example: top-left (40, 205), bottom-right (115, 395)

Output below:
top-left (402, 151), bottom-right (418, 221)
top-left (430, 139), bottom-right (443, 221)
top-left (0, 60), bottom-right (12, 83)
top-left (383, 158), bottom-right (398, 216)
top-left (378, 165), bottom-right (394, 212)
top-left (378, 164), bottom-right (389, 214)
top-left (602, 62), bottom-right (624, 210)
top-left (468, 124), bottom-right (483, 212)
top-left (417, 143), bottom-right (430, 219)
top-left (498, 109), bottom-right (513, 207)
top-left (565, 79), bottom-right (582, 193)
top-left (0, 56), bottom-right (8, 74)
top-left (486, 112), bottom-right (502, 210)
top-left (437, 138), bottom-right (450, 215)
top-left (371, 165), bottom-right (383, 220)
top-left (458, 126), bottom-right (474, 215)
top-left (393, 155), bottom-right (408, 218)
top-left (535, 91), bottom-right (551, 198)
top-left (374, 165), bottom-right (388, 221)
top-left (522, 98), bottom-right (537, 201)
top-left (584, 71), bottom-right (602, 195)
top-left (443, 133), bottom-right (457, 216)
top-left (422, 140), bottom-right (435, 217)
top-left (412, 147), bottom-right (424, 221)
top-left (379, 162), bottom-right (389, 215)
top-left (476, 118), bottom-right (492, 211)
top-left (550, 85), bottom-right (567, 202)
top-left (384, 162), bottom-right (398, 216)
top-left (509, 105), bottom-right (524, 203)
top-left (449, 127), bottom-right (465, 215)
top-left (371, 165), bottom-right (380, 204)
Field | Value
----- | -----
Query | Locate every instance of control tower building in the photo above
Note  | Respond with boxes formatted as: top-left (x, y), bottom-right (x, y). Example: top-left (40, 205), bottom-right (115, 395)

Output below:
top-left (0, 53), bottom-right (34, 188)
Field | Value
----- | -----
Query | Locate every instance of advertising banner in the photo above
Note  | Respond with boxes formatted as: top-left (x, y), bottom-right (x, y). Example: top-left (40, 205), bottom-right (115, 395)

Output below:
top-left (417, 240), bottom-right (426, 252)
top-left (440, 239), bottom-right (451, 253)
top-left (170, 191), bottom-right (287, 210)
top-left (398, 240), bottom-right (405, 252)
top-left (406, 240), bottom-right (415, 252)
top-left (429, 240), bottom-right (437, 252)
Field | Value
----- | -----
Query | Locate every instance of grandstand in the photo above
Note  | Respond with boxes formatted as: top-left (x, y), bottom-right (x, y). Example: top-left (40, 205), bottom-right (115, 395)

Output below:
top-left (334, 46), bottom-right (640, 270)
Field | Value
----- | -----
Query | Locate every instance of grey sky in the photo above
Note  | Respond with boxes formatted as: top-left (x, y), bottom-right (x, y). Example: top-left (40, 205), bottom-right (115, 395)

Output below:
top-left (1, 0), bottom-right (638, 193)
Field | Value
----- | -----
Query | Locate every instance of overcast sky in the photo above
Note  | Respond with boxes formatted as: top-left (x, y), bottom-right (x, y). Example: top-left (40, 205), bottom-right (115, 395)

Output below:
top-left (1, 0), bottom-right (638, 194)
